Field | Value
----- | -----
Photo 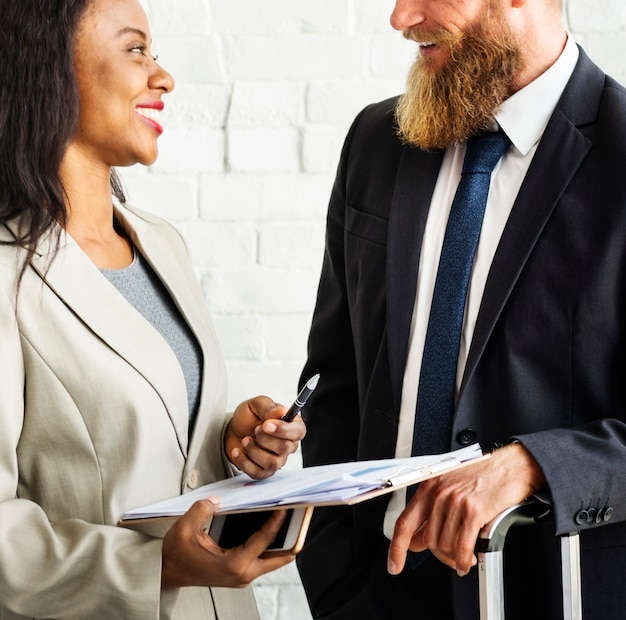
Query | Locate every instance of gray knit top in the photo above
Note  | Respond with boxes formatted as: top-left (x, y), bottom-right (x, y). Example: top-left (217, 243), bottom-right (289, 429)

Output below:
top-left (101, 250), bottom-right (203, 429)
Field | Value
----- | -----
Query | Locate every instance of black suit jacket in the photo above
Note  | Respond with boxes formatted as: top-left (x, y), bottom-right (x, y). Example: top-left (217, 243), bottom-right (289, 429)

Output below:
top-left (297, 48), bottom-right (626, 620)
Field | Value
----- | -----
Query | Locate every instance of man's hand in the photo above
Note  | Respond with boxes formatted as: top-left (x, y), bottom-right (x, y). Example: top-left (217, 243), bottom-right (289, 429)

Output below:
top-left (387, 443), bottom-right (546, 576)
top-left (225, 395), bottom-right (306, 479)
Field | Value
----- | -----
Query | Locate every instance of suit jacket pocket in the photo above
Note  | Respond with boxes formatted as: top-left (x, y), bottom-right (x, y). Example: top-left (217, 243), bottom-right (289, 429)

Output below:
top-left (345, 204), bottom-right (388, 247)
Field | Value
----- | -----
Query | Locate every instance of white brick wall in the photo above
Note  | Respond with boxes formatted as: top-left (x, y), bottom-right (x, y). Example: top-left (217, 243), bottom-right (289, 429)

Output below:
top-left (122, 2), bottom-right (626, 618)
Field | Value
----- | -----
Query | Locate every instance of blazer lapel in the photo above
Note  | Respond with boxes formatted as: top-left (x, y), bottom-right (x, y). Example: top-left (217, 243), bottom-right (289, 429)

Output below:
top-left (115, 205), bottom-right (228, 476)
top-left (387, 146), bottom-right (444, 412)
top-left (26, 214), bottom-right (192, 457)
top-left (459, 49), bottom-right (602, 397)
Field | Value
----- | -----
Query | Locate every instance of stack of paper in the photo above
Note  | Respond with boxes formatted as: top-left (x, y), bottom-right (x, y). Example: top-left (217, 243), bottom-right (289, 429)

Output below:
top-left (121, 444), bottom-right (483, 523)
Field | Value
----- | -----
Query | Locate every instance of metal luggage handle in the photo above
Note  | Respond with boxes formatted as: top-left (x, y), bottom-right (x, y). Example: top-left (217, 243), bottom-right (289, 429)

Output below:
top-left (477, 499), bottom-right (551, 554)
top-left (477, 499), bottom-right (582, 620)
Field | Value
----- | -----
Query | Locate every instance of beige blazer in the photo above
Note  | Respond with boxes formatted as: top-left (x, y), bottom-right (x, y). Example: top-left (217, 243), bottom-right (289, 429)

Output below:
top-left (0, 204), bottom-right (259, 620)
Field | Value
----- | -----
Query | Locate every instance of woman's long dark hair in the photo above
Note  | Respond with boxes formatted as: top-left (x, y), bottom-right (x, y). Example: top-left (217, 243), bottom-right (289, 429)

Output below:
top-left (0, 0), bottom-right (125, 275)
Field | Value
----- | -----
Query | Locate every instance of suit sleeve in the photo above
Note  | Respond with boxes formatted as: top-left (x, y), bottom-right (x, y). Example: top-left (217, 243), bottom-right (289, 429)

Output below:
top-left (514, 420), bottom-right (626, 536)
top-left (296, 107), bottom-right (376, 615)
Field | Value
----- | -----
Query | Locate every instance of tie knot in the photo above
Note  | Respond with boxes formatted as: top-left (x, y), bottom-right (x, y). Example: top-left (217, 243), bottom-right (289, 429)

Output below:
top-left (462, 130), bottom-right (511, 175)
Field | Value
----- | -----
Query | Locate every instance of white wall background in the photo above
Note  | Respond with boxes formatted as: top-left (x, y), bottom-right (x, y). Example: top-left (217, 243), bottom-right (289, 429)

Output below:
top-left (123, 1), bottom-right (626, 618)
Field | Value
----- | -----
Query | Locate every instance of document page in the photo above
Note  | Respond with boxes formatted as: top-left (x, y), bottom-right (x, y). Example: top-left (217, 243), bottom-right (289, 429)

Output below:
top-left (122, 444), bottom-right (483, 521)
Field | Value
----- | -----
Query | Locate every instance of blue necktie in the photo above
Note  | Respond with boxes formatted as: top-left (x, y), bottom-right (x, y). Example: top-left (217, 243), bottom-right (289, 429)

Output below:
top-left (404, 131), bottom-right (510, 570)
top-left (411, 130), bottom-right (511, 458)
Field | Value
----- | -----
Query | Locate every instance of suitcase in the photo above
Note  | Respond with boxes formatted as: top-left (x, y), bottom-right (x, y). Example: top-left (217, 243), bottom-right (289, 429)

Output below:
top-left (476, 500), bottom-right (582, 619)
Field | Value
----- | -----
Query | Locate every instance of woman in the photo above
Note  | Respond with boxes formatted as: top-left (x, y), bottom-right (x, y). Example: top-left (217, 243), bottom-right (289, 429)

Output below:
top-left (0, 0), bottom-right (306, 618)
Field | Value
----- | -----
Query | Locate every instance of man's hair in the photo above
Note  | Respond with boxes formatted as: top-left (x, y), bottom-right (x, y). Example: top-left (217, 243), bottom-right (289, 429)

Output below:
top-left (0, 0), bottom-right (125, 271)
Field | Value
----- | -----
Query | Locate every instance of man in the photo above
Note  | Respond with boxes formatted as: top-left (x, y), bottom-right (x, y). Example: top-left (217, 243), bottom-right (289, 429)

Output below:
top-left (296, 0), bottom-right (626, 618)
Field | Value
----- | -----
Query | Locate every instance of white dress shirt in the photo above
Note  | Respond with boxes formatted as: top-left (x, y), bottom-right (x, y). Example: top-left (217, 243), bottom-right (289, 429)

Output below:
top-left (384, 36), bottom-right (580, 538)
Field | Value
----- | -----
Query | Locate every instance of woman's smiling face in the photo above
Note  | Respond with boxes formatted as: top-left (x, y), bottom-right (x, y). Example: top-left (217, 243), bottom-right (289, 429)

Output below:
top-left (70, 0), bottom-right (175, 168)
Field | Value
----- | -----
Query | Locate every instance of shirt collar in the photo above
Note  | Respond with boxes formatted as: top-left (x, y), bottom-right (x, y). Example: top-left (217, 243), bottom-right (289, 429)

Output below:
top-left (497, 35), bottom-right (579, 156)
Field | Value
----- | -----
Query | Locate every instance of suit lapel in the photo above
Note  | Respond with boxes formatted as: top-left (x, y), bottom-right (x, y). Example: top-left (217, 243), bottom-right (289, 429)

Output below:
top-left (26, 210), bottom-right (193, 458)
top-left (459, 49), bottom-right (602, 397)
top-left (115, 205), bottom-right (228, 473)
top-left (387, 146), bottom-right (444, 412)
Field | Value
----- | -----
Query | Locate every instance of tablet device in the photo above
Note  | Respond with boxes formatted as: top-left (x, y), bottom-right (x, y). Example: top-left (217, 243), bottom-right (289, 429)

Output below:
top-left (208, 507), bottom-right (312, 556)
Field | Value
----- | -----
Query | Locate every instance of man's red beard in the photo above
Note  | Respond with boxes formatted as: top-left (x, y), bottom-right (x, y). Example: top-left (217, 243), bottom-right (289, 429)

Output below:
top-left (395, 13), bottom-right (523, 150)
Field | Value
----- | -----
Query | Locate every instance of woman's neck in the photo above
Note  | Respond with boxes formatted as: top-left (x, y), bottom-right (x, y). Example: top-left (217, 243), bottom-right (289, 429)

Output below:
top-left (59, 148), bottom-right (134, 269)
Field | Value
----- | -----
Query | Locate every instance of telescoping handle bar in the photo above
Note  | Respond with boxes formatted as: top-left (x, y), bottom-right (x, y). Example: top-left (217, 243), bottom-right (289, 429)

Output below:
top-left (476, 499), bottom-right (582, 620)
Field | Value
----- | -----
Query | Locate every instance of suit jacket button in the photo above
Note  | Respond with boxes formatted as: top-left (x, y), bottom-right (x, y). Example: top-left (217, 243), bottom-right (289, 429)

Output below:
top-left (603, 507), bottom-right (614, 522)
top-left (187, 469), bottom-right (200, 489)
top-left (574, 510), bottom-right (589, 525)
top-left (587, 508), bottom-right (597, 522)
top-left (457, 429), bottom-right (477, 445)
top-left (595, 509), bottom-right (604, 524)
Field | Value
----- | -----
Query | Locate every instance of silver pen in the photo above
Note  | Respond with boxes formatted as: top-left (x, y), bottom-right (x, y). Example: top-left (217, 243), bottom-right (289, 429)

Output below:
top-left (281, 374), bottom-right (320, 422)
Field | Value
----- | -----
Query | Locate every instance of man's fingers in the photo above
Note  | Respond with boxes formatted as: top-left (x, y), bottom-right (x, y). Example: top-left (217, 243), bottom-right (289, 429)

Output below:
top-left (387, 498), bottom-right (428, 575)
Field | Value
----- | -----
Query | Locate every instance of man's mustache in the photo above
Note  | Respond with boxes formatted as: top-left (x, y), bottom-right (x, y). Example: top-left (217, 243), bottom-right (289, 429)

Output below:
top-left (403, 26), bottom-right (463, 49)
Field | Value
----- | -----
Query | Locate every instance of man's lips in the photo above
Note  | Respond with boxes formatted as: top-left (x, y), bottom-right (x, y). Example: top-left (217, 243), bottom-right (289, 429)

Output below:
top-left (417, 42), bottom-right (439, 55)
top-left (404, 26), bottom-right (461, 50)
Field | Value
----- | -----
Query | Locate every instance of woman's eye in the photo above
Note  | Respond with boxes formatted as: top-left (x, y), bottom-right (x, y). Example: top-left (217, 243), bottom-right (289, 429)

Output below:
top-left (129, 45), bottom-right (158, 62)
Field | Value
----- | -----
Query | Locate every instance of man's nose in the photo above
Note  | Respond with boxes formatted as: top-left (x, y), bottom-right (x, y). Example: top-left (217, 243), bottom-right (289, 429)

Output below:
top-left (390, 0), bottom-right (427, 31)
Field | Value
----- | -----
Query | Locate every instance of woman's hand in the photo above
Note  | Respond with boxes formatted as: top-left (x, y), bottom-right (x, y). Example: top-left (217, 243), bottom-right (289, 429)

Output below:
top-left (225, 395), bottom-right (307, 480)
top-left (161, 498), bottom-right (294, 589)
